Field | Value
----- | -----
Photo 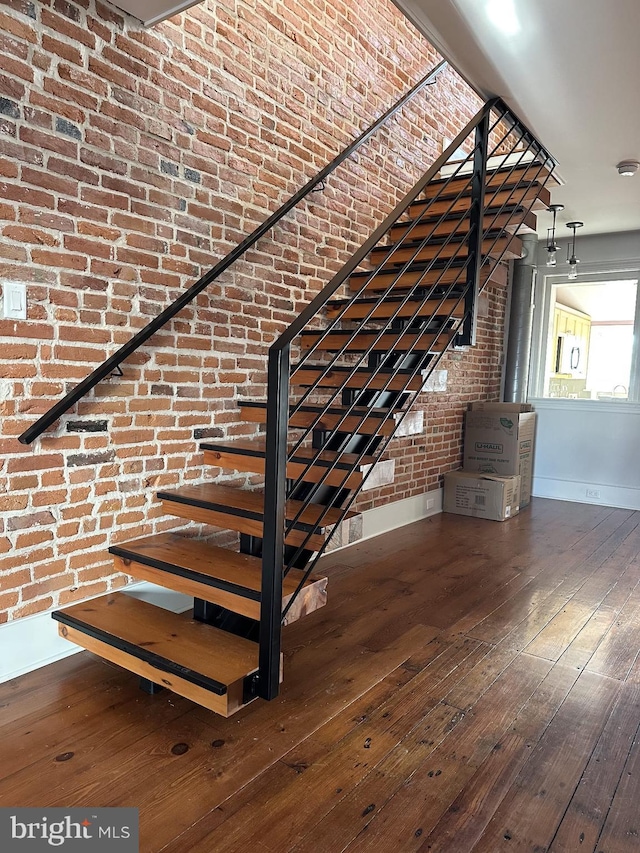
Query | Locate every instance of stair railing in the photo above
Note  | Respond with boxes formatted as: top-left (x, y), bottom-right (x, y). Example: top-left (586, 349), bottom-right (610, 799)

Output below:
top-left (18, 60), bottom-right (449, 446)
top-left (269, 114), bottom-right (553, 548)
top-left (272, 126), bottom-right (553, 579)
top-left (259, 97), bottom-right (556, 699)
top-left (266, 113), bottom-right (553, 555)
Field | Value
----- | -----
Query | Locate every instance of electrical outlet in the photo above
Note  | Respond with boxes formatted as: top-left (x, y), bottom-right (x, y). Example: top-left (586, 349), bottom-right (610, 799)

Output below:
top-left (426, 498), bottom-right (435, 510)
top-left (586, 488), bottom-right (601, 500)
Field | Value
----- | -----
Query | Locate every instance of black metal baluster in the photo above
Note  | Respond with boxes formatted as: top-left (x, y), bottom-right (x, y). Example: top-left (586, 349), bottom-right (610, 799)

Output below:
top-left (259, 346), bottom-right (290, 700)
top-left (458, 111), bottom-right (490, 347)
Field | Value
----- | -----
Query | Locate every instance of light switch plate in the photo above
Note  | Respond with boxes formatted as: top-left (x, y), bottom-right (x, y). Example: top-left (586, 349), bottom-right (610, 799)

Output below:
top-left (3, 282), bottom-right (27, 319)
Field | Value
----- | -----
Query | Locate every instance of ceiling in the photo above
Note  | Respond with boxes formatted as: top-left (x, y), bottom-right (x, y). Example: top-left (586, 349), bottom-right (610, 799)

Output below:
top-left (394, 0), bottom-right (640, 239)
top-left (556, 279), bottom-right (638, 321)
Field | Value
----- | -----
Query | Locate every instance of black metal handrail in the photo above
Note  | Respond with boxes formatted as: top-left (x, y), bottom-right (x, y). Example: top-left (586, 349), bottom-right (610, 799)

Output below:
top-left (258, 95), bottom-right (557, 699)
top-left (18, 59), bottom-right (449, 446)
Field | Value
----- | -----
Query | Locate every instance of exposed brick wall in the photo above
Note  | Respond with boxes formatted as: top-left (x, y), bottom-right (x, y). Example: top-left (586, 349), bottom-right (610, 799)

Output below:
top-left (0, 0), bottom-right (503, 622)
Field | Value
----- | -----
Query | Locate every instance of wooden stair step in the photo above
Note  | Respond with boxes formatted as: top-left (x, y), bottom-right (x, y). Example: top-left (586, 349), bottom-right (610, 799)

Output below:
top-left (240, 401), bottom-right (396, 436)
top-left (292, 365), bottom-right (426, 392)
top-left (388, 207), bottom-right (538, 243)
top-left (158, 482), bottom-right (357, 551)
top-left (422, 162), bottom-right (556, 202)
top-left (202, 437), bottom-right (373, 489)
top-left (369, 234), bottom-right (522, 267)
top-left (324, 295), bottom-right (464, 321)
top-left (347, 262), bottom-right (500, 295)
top-left (110, 533), bottom-right (327, 625)
top-left (405, 184), bottom-right (551, 219)
top-left (300, 329), bottom-right (455, 354)
top-left (52, 593), bottom-right (268, 717)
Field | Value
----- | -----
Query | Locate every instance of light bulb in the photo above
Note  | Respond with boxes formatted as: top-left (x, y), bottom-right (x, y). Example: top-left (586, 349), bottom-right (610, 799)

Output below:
top-left (546, 246), bottom-right (557, 267)
top-left (568, 258), bottom-right (579, 280)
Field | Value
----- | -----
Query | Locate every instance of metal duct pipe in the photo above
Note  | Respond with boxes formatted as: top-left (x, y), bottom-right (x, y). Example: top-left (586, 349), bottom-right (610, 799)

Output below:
top-left (503, 233), bottom-right (538, 402)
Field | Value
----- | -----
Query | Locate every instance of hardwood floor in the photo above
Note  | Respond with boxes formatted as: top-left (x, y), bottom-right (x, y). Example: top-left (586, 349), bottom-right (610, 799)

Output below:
top-left (1, 498), bottom-right (640, 852)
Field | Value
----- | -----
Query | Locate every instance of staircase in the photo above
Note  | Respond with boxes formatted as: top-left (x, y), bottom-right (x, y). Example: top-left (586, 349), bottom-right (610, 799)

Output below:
top-left (19, 75), bottom-right (558, 717)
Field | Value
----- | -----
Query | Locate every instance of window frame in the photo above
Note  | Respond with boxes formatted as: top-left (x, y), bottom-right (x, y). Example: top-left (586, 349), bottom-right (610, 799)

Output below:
top-left (529, 262), bottom-right (640, 404)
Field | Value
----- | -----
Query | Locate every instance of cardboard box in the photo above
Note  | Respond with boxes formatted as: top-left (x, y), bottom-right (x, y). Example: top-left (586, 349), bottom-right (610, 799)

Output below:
top-left (463, 409), bottom-right (536, 508)
top-left (443, 471), bottom-right (521, 522)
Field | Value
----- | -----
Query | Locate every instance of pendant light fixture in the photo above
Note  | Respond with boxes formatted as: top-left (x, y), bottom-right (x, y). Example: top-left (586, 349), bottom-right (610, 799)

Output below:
top-left (566, 221), bottom-right (583, 280)
top-left (545, 204), bottom-right (564, 266)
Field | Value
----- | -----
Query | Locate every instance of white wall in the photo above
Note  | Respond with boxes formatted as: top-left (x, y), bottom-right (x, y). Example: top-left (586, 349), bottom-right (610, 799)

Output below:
top-left (530, 398), bottom-right (640, 509)
top-left (535, 229), bottom-right (640, 271)
top-left (530, 230), bottom-right (640, 509)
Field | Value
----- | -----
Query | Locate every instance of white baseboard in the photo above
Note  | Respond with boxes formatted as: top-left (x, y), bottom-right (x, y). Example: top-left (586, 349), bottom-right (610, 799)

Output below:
top-left (0, 488), bottom-right (443, 684)
top-left (532, 476), bottom-right (640, 511)
top-left (358, 487), bottom-right (443, 543)
top-left (0, 583), bottom-right (192, 684)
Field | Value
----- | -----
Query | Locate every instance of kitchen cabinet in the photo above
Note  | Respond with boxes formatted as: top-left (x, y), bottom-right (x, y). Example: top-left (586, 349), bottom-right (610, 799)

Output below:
top-left (550, 303), bottom-right (591, 379)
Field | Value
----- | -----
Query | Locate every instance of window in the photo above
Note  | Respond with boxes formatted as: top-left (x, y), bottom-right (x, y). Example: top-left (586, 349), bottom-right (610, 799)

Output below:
top-left (531, 270), bottom-right (640, 403)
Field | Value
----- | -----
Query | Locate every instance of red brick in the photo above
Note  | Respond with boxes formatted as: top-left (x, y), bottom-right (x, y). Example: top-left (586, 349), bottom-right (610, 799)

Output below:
top-left (58, 62), bottom-right (109, 96)
top-left (77, 220), bottom-right (120, 240)
top-left (3, 224), bottom-right (59, 246)
top-left (0, 0), bottom-right (500, 626)
top-left (21, 166), bottom-right (78, 197)
top-left (0, 10), bottom-right (36, 43)
top-left (62, 235), bottom-right (114, 259)
top-left (28, 91), bottom-right (86, 125)
top-left (0, 32), bottom-right (27, 62)
top-left (0, 201), bottom-right (15, 221)
top-left (48, 157), bottom-right (100, 186)
top-left (40, 9), bottom-right (96, 49)
top-left (0, 181), bottom-right (55, 209)
top-left (58, 582), bottom-right (108, 605)
top-left (31, 249), bottom-right (87, 269)
top-left (0, 52), bottom-right (33, 83)
top-left (19, 208), bottom-right (75, 232)
top-left (80, 186), bottom-right (129, 210)
top-left (12, 597), bottom-right (54, 619)
top-left (43, 77), bottom-right (98, 111)
top-left (41, 34), bottom-right (83, 65)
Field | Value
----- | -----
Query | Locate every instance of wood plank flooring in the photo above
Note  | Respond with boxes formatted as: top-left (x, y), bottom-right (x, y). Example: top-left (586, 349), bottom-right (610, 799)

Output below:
top-left (1, 498), bottom-right (639, 852)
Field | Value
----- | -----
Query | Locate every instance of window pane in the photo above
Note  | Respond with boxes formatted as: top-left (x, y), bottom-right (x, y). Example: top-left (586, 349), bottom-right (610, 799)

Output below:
top-left (544, 279), bottom-right (638, 400)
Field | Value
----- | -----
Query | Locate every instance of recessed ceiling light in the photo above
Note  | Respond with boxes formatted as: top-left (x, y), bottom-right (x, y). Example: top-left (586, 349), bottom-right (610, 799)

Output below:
top-left (485, 0), bottom-right (521, 36)
top-left (616, 160), bottom-right (639, 177)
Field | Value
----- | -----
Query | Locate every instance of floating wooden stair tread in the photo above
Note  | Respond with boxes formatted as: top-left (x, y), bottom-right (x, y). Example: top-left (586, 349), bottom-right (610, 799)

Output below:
top-left (388, 207), bottom-right (538, 243)
top-left (422, 162), bottom-right (556, 201)
top-left (369, 234), bottom-right (522, 267)
top-left (53, 593), bottom-right (264, 716)
top-left (240, 401), bottom-right (396, 436)
top-left (300, 329), bottom-right (455, 354)
top-left (202, 437), bottom-right (373, 489)
top-left (158, 482), bottom-right (356, 551)
top-left (110, 533), bottom-right (327, 625)
top-left (406, 184), bottom-right (551, 219)
top-left (324, 295), bottom-right (464, 321)
top-left (347, 263), bottom-right (498, 295)
top-left (292, 365), bottom-right (426, 392)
